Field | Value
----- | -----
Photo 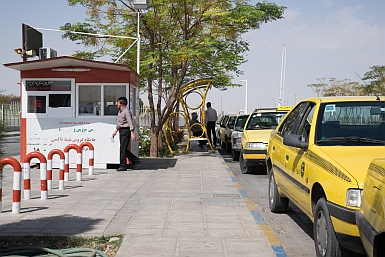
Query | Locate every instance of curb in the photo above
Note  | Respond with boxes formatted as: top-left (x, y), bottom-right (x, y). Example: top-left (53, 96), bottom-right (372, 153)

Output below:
top-left (216, 152), bottom-right (288, 257)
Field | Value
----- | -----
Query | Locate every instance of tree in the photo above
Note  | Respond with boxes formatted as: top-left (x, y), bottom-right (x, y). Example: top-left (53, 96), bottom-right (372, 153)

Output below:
top-left (361, 65), bottom-right (385, 95)
top-left (0, 94), bottom-right (20, 104)
top-left (65, 0), bottom-right (286, 156)
top-left (307, 78), bottom-right (363, 97)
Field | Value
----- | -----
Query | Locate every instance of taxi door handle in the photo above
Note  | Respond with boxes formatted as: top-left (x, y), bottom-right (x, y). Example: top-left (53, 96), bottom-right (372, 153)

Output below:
top-left (286, 155), bottom-right (289, 161)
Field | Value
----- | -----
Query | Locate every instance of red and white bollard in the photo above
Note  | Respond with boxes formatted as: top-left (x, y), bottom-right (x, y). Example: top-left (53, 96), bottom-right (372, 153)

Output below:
top-left (23, 152), bottom-right (48, 200)
top-left (47, 149), bottom-right (65, 190)
top-left (80, 142), bottom-right (94, 175)
top-left (64, 144), bottom-right (82, 181)
top-left (0, 157), bottom-right (22, 214)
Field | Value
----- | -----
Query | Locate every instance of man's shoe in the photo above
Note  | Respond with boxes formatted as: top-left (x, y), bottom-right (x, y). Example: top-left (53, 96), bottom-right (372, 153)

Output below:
top-left (133, 159), bottom-right (141, 169)
top-left (116, 167), bottom-right (127, 171)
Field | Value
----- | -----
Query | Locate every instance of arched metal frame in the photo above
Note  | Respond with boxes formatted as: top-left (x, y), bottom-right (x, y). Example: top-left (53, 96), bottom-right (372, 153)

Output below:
top-left (164, 78), bottom-right (215, 153)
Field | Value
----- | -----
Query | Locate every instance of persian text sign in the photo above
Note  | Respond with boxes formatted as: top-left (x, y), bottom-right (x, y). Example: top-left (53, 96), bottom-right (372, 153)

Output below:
top-left (26, 80), bottom-right (71, 91)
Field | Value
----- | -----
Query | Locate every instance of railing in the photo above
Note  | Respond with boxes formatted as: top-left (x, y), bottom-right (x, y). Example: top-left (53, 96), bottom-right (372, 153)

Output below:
top-left (1, 101), bottom-right (20, 132)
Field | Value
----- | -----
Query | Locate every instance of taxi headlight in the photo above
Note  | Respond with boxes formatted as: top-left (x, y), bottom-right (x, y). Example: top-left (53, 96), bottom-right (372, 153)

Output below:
top-left (245, 142), bottom-right (267, 149)
top-left (346, 189), bottom-right (362, 208)
top-left (232, 132), bottom-right (241, 138)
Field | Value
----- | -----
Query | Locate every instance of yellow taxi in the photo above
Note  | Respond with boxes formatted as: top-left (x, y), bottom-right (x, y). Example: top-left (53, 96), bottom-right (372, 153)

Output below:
top-left (266, 96), bottom-right (385, 256)
top-left (240, 106), bottom-right (290, 174)
top-left (356, 157), bottom-right (385, 257)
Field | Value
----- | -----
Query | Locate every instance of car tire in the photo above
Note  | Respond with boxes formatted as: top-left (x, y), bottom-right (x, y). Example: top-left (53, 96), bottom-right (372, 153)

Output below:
top-left (226, 142), bottom-right (232, 152)
top-left (232, 149), bottom-right (240, 161)
top-left (268, 170), bottom-right (289, 213)
top-left (313, 198), bottom-right (342, 257)
top-left (240, 153), bottom-right (255, 174)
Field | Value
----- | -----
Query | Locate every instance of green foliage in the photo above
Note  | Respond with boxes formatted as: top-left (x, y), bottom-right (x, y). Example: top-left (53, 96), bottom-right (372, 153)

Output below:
top-left (307, 78), bottom-right (364, 97)
top-left (307, 66), bottom-right (385, 97)
top-left (0, 235), bottom-right (123, 257)
top-left (0, 94), bottom-right (20, 104)
top-left (64, 0), bottom-right (286, 156)
top-left (139, 127), bottom-right (178, 157)
top-left (138, 126), bottom-right (151, 157)
top-left (361, 65), bottom-right (385, 95)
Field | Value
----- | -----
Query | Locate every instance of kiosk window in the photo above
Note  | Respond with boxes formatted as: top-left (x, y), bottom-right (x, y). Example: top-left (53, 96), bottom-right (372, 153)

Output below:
top-left (27, 96), bottom-right (46, 113)
top-left (79, 85), bottom-right (101, 116)
top-left (104, 85), bottom-right (125, 116)
top-left (49, 94), bottom-right (71, 107)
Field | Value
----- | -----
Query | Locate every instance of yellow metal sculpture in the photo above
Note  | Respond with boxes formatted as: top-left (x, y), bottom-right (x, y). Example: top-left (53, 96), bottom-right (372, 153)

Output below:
top-left (163, 78), bottom-right (215, 153)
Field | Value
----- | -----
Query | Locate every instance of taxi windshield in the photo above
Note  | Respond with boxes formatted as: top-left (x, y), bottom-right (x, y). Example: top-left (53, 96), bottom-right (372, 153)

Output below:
top-left (246, 112), bottom-right (286, 130)
top-left (316, 101), bottom-right (385, 145)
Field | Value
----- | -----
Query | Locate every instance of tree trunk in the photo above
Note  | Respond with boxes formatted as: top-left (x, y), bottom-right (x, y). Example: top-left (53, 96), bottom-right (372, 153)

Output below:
top-left (150, 126), bottom-right (159, 157)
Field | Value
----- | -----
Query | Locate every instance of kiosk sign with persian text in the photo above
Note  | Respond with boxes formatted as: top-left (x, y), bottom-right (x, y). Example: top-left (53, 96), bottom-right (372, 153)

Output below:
top-left (26, 80), bottom-right (71, 91)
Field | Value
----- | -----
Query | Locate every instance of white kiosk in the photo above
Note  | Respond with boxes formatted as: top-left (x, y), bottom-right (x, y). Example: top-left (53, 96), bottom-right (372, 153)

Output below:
top-left (4, 56), bottom-right (140, 169)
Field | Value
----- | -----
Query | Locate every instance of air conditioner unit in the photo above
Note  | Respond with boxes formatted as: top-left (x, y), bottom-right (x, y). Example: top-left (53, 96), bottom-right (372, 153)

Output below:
top-left (39, 47), bottom-right (57, 59)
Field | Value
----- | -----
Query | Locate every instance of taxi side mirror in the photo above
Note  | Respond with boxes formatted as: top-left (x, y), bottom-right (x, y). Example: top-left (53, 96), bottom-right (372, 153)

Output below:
top-left (283, 134), bottom-right (308, 150)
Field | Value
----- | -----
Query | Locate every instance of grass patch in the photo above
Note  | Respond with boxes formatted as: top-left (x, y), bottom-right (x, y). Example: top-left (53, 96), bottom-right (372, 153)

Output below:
top-left (0, 235), bottom-right (123, 257)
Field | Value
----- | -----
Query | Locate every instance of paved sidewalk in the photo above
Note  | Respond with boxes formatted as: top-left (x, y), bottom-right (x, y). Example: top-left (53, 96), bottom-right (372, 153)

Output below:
top-left (0, 146), bottom-right (286, 256)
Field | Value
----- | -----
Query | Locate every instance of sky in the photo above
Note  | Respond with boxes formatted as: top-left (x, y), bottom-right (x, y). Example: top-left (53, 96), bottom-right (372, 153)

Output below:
top-left (1, 0), bottom-right (385, 115)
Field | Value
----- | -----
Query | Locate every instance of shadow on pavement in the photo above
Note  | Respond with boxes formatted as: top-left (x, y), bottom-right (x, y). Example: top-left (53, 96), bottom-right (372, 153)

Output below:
top-left (0, 215), bottom-right (104, 236)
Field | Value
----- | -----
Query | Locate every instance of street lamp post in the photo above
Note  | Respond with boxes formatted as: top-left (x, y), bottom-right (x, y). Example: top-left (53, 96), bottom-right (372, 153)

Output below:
top-left (221, 94), bottom-right (223, 116)
top-left (240, 80), bottom-right (248, 114)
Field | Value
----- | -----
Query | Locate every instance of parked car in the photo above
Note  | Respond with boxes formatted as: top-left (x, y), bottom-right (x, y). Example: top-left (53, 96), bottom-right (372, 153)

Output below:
top-left (266, 96), bottom-right (385, 256)
top-left (219, 114), bottom-right (238, 152)
top-left (217, 114), bottom-right (230, 146)
top-left (215, 116), bottom-right (223, 144)
top-left (230, 114), bottom-right (250, 161)
top-left (240, 106), bottom-right (290, 174)
top-left (356, 157), bottom-right (385, 257)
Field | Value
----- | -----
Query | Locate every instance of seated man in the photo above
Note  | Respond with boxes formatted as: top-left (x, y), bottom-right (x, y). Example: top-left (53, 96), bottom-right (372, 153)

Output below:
top-left (190, 112), bottom-right (207, 148)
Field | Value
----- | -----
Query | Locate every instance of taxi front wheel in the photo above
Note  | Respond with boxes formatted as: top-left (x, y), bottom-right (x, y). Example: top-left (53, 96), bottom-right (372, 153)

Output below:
top-left (240, 154), bottom-right (255, 174)
top-left (268, 170), bottom-right (288, 213)
top-left (314, 198), bottom-right (342, 257)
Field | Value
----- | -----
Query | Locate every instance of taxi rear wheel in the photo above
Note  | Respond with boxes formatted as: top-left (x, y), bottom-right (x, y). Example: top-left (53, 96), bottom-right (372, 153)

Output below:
top-left (240, 154), bottom-right (255, 174)
top-left (314, 198), bottom-right (341, 257)
top-left (268, 171), bottom-right (288, 213)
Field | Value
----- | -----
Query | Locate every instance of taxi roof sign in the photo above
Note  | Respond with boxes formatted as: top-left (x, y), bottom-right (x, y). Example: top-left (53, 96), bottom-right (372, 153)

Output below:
top-left (277, 106), bottom-right (291, 111)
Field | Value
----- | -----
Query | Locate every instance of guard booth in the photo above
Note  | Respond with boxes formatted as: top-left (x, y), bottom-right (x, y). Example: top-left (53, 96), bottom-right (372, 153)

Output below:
top-left (4, 56), bottom-right (140, 169)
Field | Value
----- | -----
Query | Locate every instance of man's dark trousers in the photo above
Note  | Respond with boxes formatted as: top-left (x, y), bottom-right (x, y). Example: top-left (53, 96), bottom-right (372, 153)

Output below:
top-left (206, 121), bottom-right (217, 145)
top-left (119, 128), bottom-right (137, 167)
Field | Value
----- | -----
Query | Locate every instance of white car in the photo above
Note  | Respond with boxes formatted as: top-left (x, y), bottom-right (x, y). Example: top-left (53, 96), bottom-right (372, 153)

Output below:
top-left (230, 114), bottom-right (249, 161)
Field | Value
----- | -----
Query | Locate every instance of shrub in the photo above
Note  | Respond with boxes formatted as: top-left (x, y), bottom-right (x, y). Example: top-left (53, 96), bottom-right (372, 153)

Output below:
top-left (138, 127), bottom-right (180, 158)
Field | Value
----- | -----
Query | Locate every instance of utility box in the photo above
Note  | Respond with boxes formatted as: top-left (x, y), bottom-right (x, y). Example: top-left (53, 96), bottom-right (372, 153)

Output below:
top-left (39, 47), bottom-right (57, 59)
top-left (4, 56), bottom-right (140, 169)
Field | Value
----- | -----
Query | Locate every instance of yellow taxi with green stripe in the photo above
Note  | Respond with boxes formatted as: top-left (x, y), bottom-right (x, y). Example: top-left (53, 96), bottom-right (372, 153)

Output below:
top-left (240, 106), bottom-right (290, 174)
top-left (266, 96), bottom-right (385, 256)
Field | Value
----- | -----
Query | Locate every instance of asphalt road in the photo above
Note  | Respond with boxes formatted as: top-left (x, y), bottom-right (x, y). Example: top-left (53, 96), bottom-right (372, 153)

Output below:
top-left (2, 135), bottom-right (20, 158)
top-left (217, 146), bottom-right (368, 257)
top-left (217, 147), bottom-right (316, 256)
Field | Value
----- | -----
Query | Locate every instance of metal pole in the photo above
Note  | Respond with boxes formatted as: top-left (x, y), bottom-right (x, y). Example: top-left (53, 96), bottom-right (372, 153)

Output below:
top-left (240, 80), bottom-right (248, 114)
top-left (137, 12), bottom-right (140, 74)
top-left (221, 94), bottom-right (223, 116)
